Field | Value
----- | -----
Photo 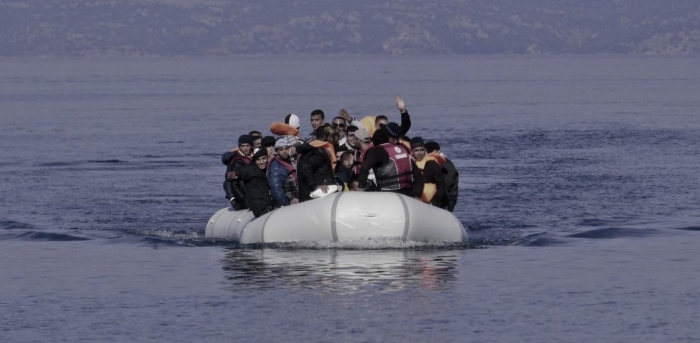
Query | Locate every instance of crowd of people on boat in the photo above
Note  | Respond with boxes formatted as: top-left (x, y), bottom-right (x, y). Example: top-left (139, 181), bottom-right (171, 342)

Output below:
top-left (221, 97), bottom-right (459, 217)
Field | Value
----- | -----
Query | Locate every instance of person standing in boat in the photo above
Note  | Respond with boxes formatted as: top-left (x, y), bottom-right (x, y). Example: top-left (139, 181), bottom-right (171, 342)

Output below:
top-left (411, 137), bottom-right (447, 208)
top-left (234, 148), bottom-right (274, 218)
top-left (268, 136), bottom-right (300, 208)
top-left (425, 141), bottom-right (458, 212)
top-left (222, 134), bottom-right (253, 209)
top-left (305, 109), bottom-right (326, 142)
top-left (372, 97), bottom-right (412, 137)
top-left (331, 116), bottom-right (351, 157)
top-left (339, 97), bottom-right (411, 139)
top-left (296, 124), bottom-right (341, 201)
top-left (357, 123), bottom-right (424, 198)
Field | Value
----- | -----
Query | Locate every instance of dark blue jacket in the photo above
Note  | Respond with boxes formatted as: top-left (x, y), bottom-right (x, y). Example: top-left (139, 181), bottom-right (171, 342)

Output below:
top-left (268, 157), bottom-right (298, 207)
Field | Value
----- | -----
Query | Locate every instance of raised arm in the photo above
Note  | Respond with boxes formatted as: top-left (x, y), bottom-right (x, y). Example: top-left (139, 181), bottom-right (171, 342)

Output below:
top-left (396, 96), bottom-right (411, 135)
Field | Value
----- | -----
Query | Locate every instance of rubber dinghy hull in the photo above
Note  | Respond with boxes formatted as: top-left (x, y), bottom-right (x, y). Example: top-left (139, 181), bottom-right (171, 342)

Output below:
top-left (205, 192), bottom-right (467, 244)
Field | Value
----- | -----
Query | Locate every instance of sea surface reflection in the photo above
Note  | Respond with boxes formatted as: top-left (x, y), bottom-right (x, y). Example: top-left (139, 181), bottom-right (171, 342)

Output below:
top-left (221, 249), bottom-right (460, 293)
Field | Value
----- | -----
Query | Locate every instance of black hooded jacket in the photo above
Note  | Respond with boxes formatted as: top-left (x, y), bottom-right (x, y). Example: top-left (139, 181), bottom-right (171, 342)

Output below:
top-left (442, 158), bottom-right (459, 212)
top-left (234, 163), bottom-right (273, 217)
top-left (222, 151), bottom-right (251, 204)
top-left (421, 159), bottom-right (447, 208)
top-left (296, 142), bottom-right (336, 201)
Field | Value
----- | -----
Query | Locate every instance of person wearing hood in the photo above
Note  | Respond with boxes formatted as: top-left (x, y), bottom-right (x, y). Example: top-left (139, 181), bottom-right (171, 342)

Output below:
top-left (222, 134), bottom-right (253, 209)
top-left (410, 137), bottom-right (447, 208)
top-left (296, 124), bottom-right (340, 201)
top-left (268, 136), bottom-right (300, 207)
top-left (357, 123), bottom-right (424, 198)
top-left (234, 148), bottom-right (274, 217)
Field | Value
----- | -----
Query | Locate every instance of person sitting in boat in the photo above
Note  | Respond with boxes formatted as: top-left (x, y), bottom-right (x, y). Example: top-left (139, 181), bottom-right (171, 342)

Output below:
top-left (222, 134), bottom-right (253, 209)
top-left (425, 141), bottom-right (458, 212)
top-left (347, 126), bottom-right (374, 185)
top-left (305, 109), bottom-right (326, 142)
top-left (296, 124), bottom-right (341, 201)
top-left (234, 148), bottom-right (274, 218)
top-left (411, 137), bottom-right (447, 208)
top-left (249, 130), bottom-right (263, 148)
top-left (261, 136), bottom-right (276, 159)
top-left (335, 151), bottom-right (355, 187)
top-left (357, 123), bottom-right (424, 198)
top-left (268, 136), bottom-right (300, 207)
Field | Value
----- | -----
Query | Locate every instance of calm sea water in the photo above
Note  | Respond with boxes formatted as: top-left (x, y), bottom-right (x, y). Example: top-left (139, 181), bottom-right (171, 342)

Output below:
top-left (1, 56), bottom-right (700, 342)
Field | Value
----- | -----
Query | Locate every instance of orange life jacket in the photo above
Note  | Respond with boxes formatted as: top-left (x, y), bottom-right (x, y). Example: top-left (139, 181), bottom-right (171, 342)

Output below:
top-left (398, 139), bottom-right (412, 154)
top-left (270, 122), bottom-right (300, 137)
top-left (414, 155), bottom-right (445, 203)
top-left (309, 140), bottom-right (337, 172)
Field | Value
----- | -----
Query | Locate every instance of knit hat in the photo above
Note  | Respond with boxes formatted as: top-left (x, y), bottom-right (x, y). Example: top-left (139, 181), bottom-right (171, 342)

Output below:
top-left (285, 114), bottom-right (300, 129)
top-left (425, 141), bottom-right (441, 153)
top-left (372, 127), bottom-right (390, 146)
top-left (238, 134), bottom-right (254, 147)
top-left (261, 136), bottom-right (276, 148)
top-left (410, 136), bottom-right (425, 149)
top-left (251, 148), bottom-right (268, 160)
top-left (352, 128), bottom-right (371, 143)
top-left (379, 122), bottom-right (401, 138)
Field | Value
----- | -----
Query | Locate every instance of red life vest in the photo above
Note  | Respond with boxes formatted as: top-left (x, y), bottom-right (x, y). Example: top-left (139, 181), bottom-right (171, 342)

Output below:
top-left (269, 156), bottom-right (297, 184)
top-left (375, 143), bottom-right (413, 190)
top-left (353, 143), bottom-right (373, 174)
top-left (230, 151), bottom-right (252, 165)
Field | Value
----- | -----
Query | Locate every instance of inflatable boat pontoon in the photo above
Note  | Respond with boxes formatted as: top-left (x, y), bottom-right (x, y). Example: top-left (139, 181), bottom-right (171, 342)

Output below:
top-left (205, 192), bottom-right (467, 244)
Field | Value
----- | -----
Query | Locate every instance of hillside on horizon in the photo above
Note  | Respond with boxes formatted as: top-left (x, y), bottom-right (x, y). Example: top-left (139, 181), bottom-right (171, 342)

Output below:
top-left (2, 0), bottom-right (699, 56)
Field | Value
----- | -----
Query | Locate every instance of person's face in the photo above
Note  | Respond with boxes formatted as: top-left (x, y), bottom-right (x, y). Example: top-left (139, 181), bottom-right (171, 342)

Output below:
top-left (277, 146), bottom-right (290, 159)
top-left (332, 119), bottom-right (347, 133)
top-left (375, 118), bottom-right (388, 130)
top-left (266, 146), bottom-right (274, 156)
top-left (239, 143), bottom-right (252, 156)
top-left (310, 114), bottom-right (324, 130)
top-left (255, 156), bottom-right (268, 169)
top-left (342, 156), bottom-right (354, 169)
top-left (412, 147), bottom-right (426, 161)
top-left (346, 133), bottom-right (359, 149)
top-left (252, 138), bottom-right (262, 148)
